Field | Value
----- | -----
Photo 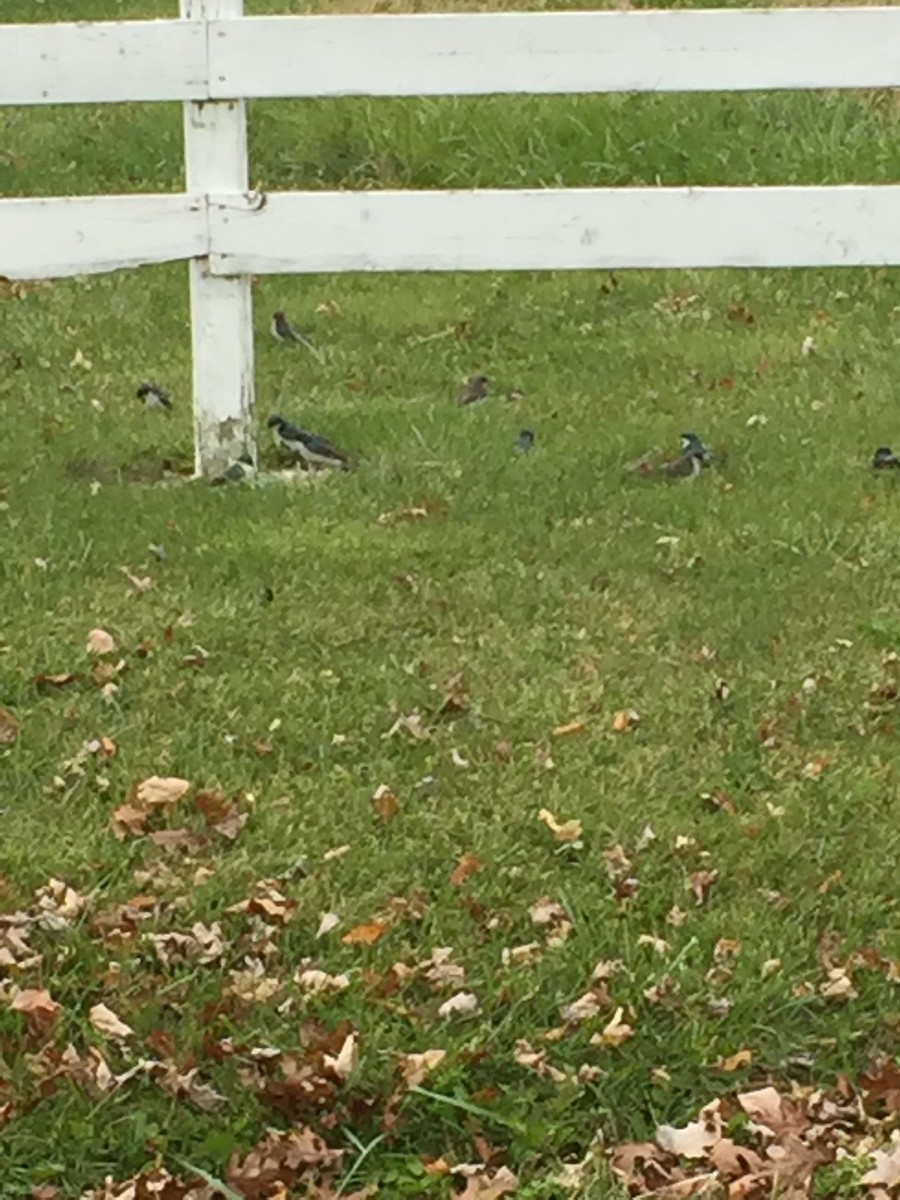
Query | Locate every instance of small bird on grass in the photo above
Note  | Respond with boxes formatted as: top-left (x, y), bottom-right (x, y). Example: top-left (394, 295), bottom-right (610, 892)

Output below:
top-left (630, 431), bottom-right (712, 480)
top-left (457, 374), bottom-right (489, 406)
top-left (872, 446), bottom-right (900, 470)
top-left (136, 381), bottom-right (171, 411)
top-left (679, 431), bottom-right (713, 465)
top-left (209, 453), bottom-right (256, 486)
top-left (267, 414), bottom-right (351, 470)
top-left (272, 311), bottom-right (318, 354)
top-left (515, 429), bottom-right (535, 453)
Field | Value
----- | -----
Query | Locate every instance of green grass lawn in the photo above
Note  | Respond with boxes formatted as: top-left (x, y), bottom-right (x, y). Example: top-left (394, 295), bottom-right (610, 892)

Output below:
top-left (2, 1), bottom-right (900, 1197)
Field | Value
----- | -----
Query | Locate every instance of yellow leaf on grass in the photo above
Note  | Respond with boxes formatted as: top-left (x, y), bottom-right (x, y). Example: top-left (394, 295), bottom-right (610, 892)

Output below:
top-left (538, 808), bottom-right (582, 843)
top-left (552, 719), bottom-right (586, 738)
top-left (716, 1048), bottom-right (753, 1072)
top-left (341, 921), bottom-right (387, 946)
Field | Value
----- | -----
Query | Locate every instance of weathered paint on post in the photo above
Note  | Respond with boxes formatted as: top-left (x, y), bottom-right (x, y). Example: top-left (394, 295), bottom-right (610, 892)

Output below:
top-left (181, 0), bottom-right (255, 480)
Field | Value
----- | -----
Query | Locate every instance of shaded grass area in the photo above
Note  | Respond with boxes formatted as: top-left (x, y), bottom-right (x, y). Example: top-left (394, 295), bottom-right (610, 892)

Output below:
top-left (2, 0), bottom-right (900, 1197)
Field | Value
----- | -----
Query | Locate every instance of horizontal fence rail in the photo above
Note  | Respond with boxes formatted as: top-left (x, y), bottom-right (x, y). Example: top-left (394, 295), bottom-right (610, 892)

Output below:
top-left (4, 187), bottom-right (900, 281)
top-left (2, 5), bottom-right (898, 476)
top-left (4, 9), bottom-right (900, 106)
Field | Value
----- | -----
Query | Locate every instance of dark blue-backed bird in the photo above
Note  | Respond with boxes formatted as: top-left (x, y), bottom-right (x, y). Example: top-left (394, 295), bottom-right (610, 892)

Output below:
top-left (515, 429), bottom-right (535, 453)
top-left (136, 381), bottom-right (171, 411)
top-left (271, 311), bottom-right (318, 354)
top-left (267, 414), bottom-right (350, 470)
top-left (872, 446), bottom-right (900, 470)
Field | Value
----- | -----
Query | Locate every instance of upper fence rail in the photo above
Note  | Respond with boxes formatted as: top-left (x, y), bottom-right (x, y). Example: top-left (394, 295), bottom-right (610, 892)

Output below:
top-left (5, 8), bottom-right (900, 107)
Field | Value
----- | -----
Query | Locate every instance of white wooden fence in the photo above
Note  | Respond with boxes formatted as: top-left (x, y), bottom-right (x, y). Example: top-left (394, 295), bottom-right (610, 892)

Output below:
top-left (3, 5), bottom-right (900, 475)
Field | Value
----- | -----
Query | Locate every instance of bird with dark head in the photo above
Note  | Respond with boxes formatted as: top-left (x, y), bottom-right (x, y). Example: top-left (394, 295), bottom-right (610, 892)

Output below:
top-left (457, 374), bottom-right (489, 406)
top-left (680, 431), bottom-right (713, 465)
top-left (136, 381), bottom-right (171, 411)
top-left (271, 311), bottom-right (318, 354)
top-left (515, 429), bottom-right (535, 453)
top-left (872, 446), bottom-right (900, 470)
top-left (267, 414), bottom-right (351, 470)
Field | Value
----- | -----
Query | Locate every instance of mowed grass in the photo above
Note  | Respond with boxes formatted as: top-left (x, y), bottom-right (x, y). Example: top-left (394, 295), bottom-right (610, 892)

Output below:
top-left (3, 1), bottom-right (900, 1196)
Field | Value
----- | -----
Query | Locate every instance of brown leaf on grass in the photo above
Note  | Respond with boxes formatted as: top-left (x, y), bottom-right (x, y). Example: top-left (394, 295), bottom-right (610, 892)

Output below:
top-left (342, 921), bottom-right (387, 946)
top-left (86, 628), bottom-right (116, 656)
top-left (226, 1128), bottom-right (343, 1199)
top-left (538, 808), bottom-right (582, 843)
top-left (382, 709), bottom-right (430, 741)
top-left (399, 1049), bottom-right (446, 1087)
top-left (296, 967), bottom-right (350, 996)
top-left (737, 1086), bottom-right (804, 1137)
top-left (560, 988), bottom-right (609, 1025)
top-left (148, 828), bottom-right (199, 851)
top-left (860, 1060), bottom-right (900, 1114)
top-left (450, 852), bottom-right (483, 887)
top-left (437, 991), bottom-right (479, 1018)
top-left (323, 1031), bottom-right (358, 1082)
top-left (33, 672), bottom-right (77, 689)
top-left (435, 672), bottom-right (469, 718)
top-left (159, 1064), bottom-right (226, 1111)
top-left (194, 789), bottom-right (247, 839)
top-left (11, 988), bottom-right (60, 1034)
top-left (371, 783), bottom-right (399, 823)
top-left (590, 1006), bottom-right (634, 1049)
top-left (0, 705), bottom-right (18, 745)
top-left (88, 1003), bottom-right (134, 1041)
top-left (111, 801), bottom-right (150, 840)
top-left (862, 1146), bottom-right (900, 1188)
top-left (455, 1165), bottom-right (518, 1199)
top-left (688, 869), bottom-right (718, 905)
top-left (137, 775), bottom-right (190, 807)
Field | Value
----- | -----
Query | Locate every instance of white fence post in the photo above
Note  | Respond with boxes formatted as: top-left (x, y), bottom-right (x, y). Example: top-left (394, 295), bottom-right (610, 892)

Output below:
top-left (181, 0), bottom-right (254, 479)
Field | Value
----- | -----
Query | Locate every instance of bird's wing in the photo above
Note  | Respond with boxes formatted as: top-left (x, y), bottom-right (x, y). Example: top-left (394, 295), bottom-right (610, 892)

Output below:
top-left (304, 432), bottom-right (347, 461)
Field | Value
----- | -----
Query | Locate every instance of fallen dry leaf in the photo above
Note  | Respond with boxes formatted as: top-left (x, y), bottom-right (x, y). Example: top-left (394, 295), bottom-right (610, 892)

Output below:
top-left (450, 852), bottom-right (483, 887)
top-left (85, 628), bottom-right (116, 656)
top-left (612, 708), bottom-right (640, 733)
top-left (11, 988), bottom-right (60, 1034)
top-left (341, 921), bottom-right (387, 946)
top-left (538, 807), bottom-right (582, 843)
top-left (316, 912), bottom-right (340, 939)
top-left (33, 672), bottom-right (77, 689)
top-left (552, 719), bottom-right (586, 738)
top-left (371, 783), bottom-right (399, 823)
top-left (137, 776), bottom-right (190, 807)
top-left (716, 1048), bottom-right (753, 1072)
top-left (560, 987), bottom-right (609, 1026)
top-left (0, 704), bottom-right (18, 745)
top-left (437, 991), bottom-right (479, 1018)
top-left (323, 1031), bottom-right (358, 1082)
top-left (860, 1059), bottom-right (900, 1114)
top-left (400, 1048), bottom-right (446, 1087)
top-left (862, 1145), bottom-right (900, 1188)
top-left (455, 1164), bottom-right (518, 1199)
top-left (688, 869), bottom-right (718, 905)
top-left (88, 1003), bottom-right (134, 1041)
top-left (590, 1006), bottom-right (634, 1049)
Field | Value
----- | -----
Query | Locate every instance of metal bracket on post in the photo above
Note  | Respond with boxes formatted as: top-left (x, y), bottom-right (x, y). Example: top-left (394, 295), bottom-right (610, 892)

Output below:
top-left (181, 0), bottom-right (255, 480)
